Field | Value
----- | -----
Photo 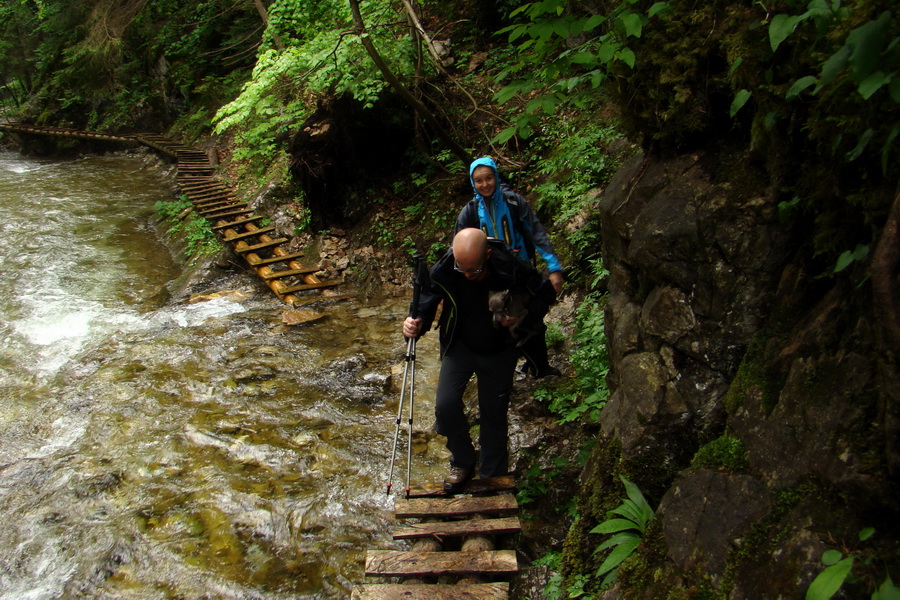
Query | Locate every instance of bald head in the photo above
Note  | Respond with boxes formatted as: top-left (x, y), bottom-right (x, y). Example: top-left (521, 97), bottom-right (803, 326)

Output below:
top-left (452, 228), bottom-right (490, 280)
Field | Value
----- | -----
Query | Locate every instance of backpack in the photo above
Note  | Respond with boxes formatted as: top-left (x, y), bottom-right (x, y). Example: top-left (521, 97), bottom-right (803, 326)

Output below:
top-left (462, 188), bottom-right (537, 261)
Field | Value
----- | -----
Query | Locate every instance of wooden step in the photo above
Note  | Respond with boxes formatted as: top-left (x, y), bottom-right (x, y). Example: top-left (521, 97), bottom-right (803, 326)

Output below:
top-left (245, 251), bottom-right (305, 265)
top-left (212, 217), bottom-right (263, 230)
top-left (261, 266), bottom-right (318, 280)
top-left (392, 516), bottom-right (521, 540)
top-left (352, 582), bottom-right (509, 600)
top-left (201, 207), bottom-right (252, 219)
top-left (198, 203), bottom-right (246, 215)
top-left (365, 550), bottom-right (517, 577)
top-left (407, 475), bottom-right (516, 498)
top-left (223, 226), bottom-right (275, 241)
top-left (191, 192), bottom-right (233, 203)
top-left (234, 238), bottom-right (289, 253)
top-left (179, 180), bottom-right (220, 191)
top-left (280, 280), bottom-right (342, 293)
top-left (393, 495), bottom-right (518, 519)
top-left (204, 207), bottom-right (252, 220)
top-left (194, 199), bottom-right (236, 210)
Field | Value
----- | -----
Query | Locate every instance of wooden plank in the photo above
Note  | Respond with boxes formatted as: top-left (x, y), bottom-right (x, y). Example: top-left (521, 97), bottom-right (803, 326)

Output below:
top-left (352, 582), bottom-right (508, 600)
top-left (245, 251), bottom-right (305, 265)
top-left (260, 266), bottom-right (319, 280)
top-left (190, 192), bottom-right (233, 203)
top-left (194, 199), bottom-right (235, 210)
top-left (212, 216), bottom-right (264, 230)
top-left (407, 475), bottom-right (516, 498)
top-left (198, 203), bottom-right (246, 216)
top-left (234, 238), bottom-right (289, 253)
top-left (393, 495), bottom-right (518, 519)
top-left (201, 207), bottom-right (252, 219)
top-left (364, 550), bottom-right (517, 577)
top-left (392, 516), bottom-right (521, 540)
top-left (223, 226), bottom-right (275, 241)
top-left (280, 280), bottom-right (342, 293)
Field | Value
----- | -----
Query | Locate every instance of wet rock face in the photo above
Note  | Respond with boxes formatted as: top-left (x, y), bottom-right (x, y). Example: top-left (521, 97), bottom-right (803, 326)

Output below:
top-left (657, 469), bottom-right (772, 579)
top-left (590, 150), bottom-right (899, 598)
top-left (598, 151), bottom-right (787, 461)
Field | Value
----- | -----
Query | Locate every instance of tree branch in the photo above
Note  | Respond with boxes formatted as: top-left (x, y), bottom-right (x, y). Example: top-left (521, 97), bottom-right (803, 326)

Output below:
top-left (346, 0), bottom-right (472, 168)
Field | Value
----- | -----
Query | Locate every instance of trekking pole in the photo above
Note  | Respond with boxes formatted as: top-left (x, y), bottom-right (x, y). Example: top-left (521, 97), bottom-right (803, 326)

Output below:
top-left (386, 254), bottom-right (426, 496)
top-left (404, 255), bottom-right (427, 498)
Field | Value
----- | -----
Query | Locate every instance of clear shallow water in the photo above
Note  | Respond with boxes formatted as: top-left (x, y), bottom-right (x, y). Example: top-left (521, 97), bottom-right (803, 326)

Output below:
top-left (0, 150), bottom-right (444, 599)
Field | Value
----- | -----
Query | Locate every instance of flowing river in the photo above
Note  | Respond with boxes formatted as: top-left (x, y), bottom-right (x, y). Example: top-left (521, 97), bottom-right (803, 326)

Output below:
top-left (0, 149), bottom-right (445, 599)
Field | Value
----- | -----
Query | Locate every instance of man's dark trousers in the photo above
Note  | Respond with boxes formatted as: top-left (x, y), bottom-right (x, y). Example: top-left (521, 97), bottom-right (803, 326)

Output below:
top-left (434, 341), bottom-right (518, 478)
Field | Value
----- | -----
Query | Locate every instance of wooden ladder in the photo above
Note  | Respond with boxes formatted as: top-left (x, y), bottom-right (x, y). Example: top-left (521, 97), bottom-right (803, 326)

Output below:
top-left (354, 476), bottom-right (520, 600)
top-left (0, 123), bottom-right (349, 308)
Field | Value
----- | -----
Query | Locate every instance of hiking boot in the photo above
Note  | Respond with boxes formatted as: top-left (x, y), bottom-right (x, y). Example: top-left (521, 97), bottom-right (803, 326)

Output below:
top-left (533, 365), bottom-right (562, 379)
top-left (443, 465), bottom-right (474, 494)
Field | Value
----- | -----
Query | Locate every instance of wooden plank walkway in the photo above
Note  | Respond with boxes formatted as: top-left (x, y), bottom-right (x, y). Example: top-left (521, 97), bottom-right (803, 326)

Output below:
top-left (0, 122), bottom-right (348, 307)
top-left (353, 476), bottom-right (520, 599)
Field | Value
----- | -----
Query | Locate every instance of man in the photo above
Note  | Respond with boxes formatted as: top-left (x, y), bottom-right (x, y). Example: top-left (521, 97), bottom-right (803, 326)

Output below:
top-left (456, 156), bottom-right (563, 377)
top-left (403, 228), bottom-right (556, 492)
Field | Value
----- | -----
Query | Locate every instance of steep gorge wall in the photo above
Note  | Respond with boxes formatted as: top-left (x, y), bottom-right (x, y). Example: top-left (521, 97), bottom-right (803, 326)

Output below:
top-left (566, 149), bottom-right (899, 598)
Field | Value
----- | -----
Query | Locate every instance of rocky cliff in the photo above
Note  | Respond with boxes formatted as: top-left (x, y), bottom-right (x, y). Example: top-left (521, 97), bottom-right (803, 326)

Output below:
top-left (565, 149), bottom-right (899, 598)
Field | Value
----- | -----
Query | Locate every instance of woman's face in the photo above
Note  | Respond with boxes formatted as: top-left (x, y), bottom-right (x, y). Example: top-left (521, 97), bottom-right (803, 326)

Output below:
top-left (472, 165), bottom-right (497, 198)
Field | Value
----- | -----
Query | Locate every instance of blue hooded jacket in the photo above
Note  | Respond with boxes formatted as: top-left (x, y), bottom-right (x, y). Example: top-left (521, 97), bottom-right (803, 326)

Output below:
top-left (458, 157), bottom-right (563, 274)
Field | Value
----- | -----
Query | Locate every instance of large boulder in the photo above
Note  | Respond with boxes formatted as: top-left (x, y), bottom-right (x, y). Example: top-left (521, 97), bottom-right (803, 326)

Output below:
top-left (598, 151), bottom-right (788, 464)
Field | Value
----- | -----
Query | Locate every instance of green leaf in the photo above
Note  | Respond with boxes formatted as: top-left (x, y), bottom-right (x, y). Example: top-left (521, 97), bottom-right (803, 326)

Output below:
top-left (769, 14), bottom-right (801, 52)
top-left (572, 51), bottom-right (596, 65)
top-left (822, 550), bottom-right (844, 566)
top-left (786, 76), bottom-right (818, 100)
top-left (858, 71), bottom-right (891, 100)
top-left (610, 504), bottom-right (643, 529)
top-left (492, 126), bottom-right (518, 145)
top-left (778, 196), bottom-right (801, 222)
top-left (817, 44), bottom-right (851, 90)
top-left (648, 2), bottom-right (671, 18)
top-left (584, 14), bottom-right (607, 31)
top-left (834, 244), bottom-right (869, 273)
top-left (618, 47), bottom-right (636, 69)
top-left (620, 12), bottom-right (643, 38)
top-left (846, 128), bottom-right (875, 161)
top-left (596, 531), bottom-right (640, 552)
top-left (597, 43), bottom-right (617, 63)
top-left (596, 536), bottom-right (641, 577)
top-left (730, 89), bottom-right (752, 117)
top-left (590, 518), bottom-right (639, 534)
top-left (873, 573), bottom-right (900, 600)
top-left (846, 12), bottom-right (891, 82)
top-left (730, 56), bottom-right (744, 75)
top-left (806, 556), bottom-right (853, 600)
top-left (621, 477), bottom-right (654, 526)
top-left (859, 527), bottom-right (876, 541)
top-left (882, 123), bottom-right (899, 175)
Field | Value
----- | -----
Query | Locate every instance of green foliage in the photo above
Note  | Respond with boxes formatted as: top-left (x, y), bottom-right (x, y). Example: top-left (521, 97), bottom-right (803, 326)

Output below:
top-left (155, 198), bottom-right (223, 256)
top-left (1, 0), bottom-right (262, 130)
top-left (494, 0), bottom-right (669, 141)
top-left (213, 0), bottom-right (420, 179)
top-left (691, 433), bottom-right (749, 471)
top-left (545, 322), bottom-right (565, 348)
top-left (807, 528), bottom-right (900, 600)
top-left (526, 113), bottom-right (632, 285)
top-left (589, 476), bottom-right (655, 587)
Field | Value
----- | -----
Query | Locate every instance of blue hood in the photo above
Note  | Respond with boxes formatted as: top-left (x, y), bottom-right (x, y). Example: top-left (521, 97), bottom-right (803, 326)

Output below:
top-left (469, 157), bottom-right (505, 204)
